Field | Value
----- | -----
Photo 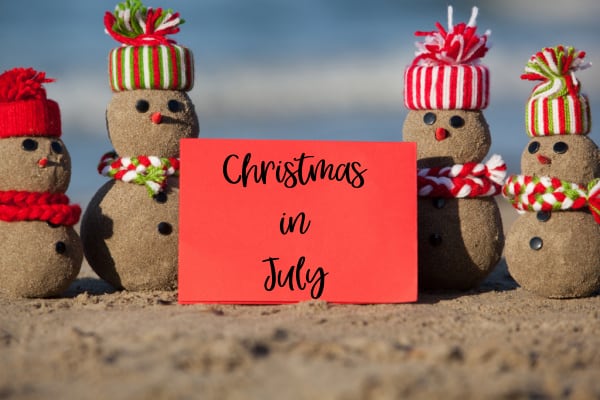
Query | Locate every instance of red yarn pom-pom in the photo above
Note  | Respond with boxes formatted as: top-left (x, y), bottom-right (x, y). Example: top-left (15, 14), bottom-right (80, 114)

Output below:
top-left (411, 6), bottom-right (490, 66)
top-left (0, 68), bottom-right (54, 102)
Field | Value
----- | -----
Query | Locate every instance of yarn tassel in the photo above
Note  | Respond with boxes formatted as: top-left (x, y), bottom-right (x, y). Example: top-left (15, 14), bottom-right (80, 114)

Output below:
top-left (104, 0), bottom-right (184, 46)
top-left (412, 6), bottom-right (490, 66)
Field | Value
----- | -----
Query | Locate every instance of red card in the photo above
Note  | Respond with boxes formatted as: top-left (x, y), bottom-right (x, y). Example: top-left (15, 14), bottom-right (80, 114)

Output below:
top-left (178, 138), bottom-right (417, 304)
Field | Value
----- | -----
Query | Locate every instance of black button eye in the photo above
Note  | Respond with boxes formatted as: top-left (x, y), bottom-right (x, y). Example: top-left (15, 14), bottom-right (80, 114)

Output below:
top-left (22, 139), bottom-right (38, 151)
top-left (135, 99), bottom-right (150, 113)
top-left (449, 115), bottom-right (465, 128)
top-left (528, 141), bottom-right (540, 154)
top-left (167, 99), bottom-right (182, 113)
top-left (51, 141), bottom-right (63, 154)
top-left (553, 141), bottom-right (568, 154)
top-left (55, 241), bottom-right (67, 254)
top-left (423, 112), bottom-right (436, 125)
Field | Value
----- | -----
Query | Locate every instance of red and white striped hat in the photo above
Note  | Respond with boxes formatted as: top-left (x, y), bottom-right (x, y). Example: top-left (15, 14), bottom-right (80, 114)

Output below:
top-left (404, 7), bottom-right (490, 111)
top-left (104, 1), bottom-right (194, 92)
top-left (521, 46), bottom-right (590, 137)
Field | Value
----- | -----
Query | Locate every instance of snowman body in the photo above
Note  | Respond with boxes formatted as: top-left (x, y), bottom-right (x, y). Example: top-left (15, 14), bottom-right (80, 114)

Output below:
top-left (81, 89), bottom-right (199, 290)
top-left (82, 180), bottom-right (180, 290)
top-left (506, 211), bottom-right (600, 298)
top-left (417, 196), bottom-right (503, 289)
top-left (403, 109), bottom-right (504, 290)
top-left (0, 220), bottom-right (82, 297)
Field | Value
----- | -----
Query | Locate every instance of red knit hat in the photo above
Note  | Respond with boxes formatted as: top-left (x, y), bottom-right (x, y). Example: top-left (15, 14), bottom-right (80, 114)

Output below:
top-left (0, 68), bottom-right (61, 138)
top-left (404, 7), bottom-right (490, 111)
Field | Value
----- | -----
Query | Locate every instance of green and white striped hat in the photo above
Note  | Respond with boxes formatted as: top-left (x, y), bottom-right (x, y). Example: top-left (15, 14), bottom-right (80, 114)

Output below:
top-left (108, 44), bottom-right (193, 92)
top-left (104, 0), bottom-right (194, 92)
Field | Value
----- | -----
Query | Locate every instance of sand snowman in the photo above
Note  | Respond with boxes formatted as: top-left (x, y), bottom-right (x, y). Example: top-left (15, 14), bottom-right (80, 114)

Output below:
top-left (402, 7), bottom-right (506, 290)
top-left (0, 68), bottom-right (82, 298)
top-left (81, 0), bottom-right (199, 291)
top-left (503, 46), bottom-right (600, 298)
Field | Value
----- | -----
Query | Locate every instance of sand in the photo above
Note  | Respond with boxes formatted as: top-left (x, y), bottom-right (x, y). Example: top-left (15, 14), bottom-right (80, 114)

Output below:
top-left (1, 204), bottom-right (600, 400)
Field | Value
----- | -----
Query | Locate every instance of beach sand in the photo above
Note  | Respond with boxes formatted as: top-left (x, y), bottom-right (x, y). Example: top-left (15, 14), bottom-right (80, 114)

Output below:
top-left (1, 203), bottom-right (600, 400)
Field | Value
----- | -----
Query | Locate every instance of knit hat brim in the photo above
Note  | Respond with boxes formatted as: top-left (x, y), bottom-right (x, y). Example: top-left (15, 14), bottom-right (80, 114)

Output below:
top-left (108, 44), bottom-right (194, 92)
top-left (404, 64), bottom-right (489, 110)
top-left (0, 99), bottom-right (61, 138)
top-left (525, 93), bottom-right (590, 136)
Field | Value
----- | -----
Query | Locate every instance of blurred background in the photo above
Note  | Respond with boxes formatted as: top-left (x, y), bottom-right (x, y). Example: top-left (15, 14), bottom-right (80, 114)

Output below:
top-left (1, 0), bottom-right (599, 207)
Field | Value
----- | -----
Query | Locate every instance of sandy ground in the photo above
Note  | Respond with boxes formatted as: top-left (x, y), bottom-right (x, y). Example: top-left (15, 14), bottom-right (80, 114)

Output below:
top-left (1, 203), bottom-right (600, 400)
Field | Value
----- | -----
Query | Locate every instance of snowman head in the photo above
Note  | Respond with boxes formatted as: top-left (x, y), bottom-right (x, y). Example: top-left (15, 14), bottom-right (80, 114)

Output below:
top-left (0, 68), bottom-right (71, 193)
top-left (521, 135), bottom-right (599, 184)
top-left (403, 109), bottom-right (491, 168)
top-left (107, 89), bottom-right (198, 157)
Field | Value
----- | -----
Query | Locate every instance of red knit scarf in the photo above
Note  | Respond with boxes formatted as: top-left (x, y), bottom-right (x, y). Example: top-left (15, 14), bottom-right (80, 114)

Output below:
top-left (0, 191), bottom-right (81, 226)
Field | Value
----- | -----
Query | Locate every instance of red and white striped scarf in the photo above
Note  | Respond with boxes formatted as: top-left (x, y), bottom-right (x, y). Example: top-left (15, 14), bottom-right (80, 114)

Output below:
top-left (418, 154), bottom-right (506, 198)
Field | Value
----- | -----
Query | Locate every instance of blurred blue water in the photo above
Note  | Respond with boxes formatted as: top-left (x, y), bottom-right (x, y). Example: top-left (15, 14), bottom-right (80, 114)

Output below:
top-left (1, 0), bottom-right (599, 207)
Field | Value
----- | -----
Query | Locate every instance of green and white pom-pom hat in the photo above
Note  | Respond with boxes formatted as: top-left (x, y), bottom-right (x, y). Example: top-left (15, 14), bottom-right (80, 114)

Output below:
top-left (521, 45), bottom-right (590, 136)
top-left (104, 0), bottom-right (193, 92)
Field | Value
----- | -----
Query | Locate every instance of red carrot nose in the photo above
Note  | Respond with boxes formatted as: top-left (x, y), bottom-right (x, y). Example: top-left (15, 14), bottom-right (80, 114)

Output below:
top-left (537, 154), bottom-right (552, 165)
top-left (151, 112), bottom-right (162, 124)
top-left (38, 158), bottom-right (48, 168)
top-left (435, 127), bottom-right (448, 141)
